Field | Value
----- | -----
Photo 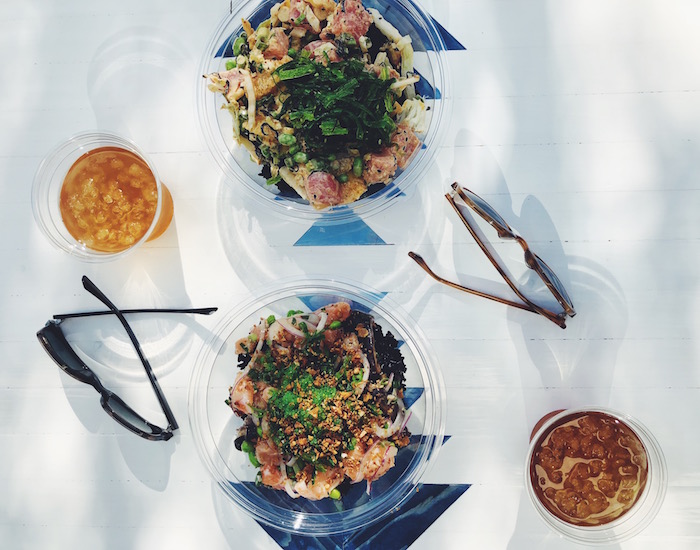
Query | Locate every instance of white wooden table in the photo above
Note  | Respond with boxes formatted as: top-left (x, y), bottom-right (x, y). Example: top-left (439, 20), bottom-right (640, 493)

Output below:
top-left (2, 0), bottom-right (699, 548)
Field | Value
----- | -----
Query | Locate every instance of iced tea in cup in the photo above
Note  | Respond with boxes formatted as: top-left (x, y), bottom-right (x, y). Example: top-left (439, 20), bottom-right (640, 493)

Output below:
top-left (525, 407), bottom-right (667, 544)
top-left (32, 132), bottom-right (173, 262)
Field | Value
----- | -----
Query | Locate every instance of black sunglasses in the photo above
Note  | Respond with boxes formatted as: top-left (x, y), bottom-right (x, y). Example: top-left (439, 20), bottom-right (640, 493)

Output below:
top-left (37, 276), bottom-right (217, 441)
top-left (410, 183), bottom-right (575, 329)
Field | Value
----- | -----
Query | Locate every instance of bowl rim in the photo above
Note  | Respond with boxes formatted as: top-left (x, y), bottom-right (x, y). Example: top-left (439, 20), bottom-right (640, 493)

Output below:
top-left (31, 130), bottom-right (164, 262)
top-left (525, 406), bottom-right (668, 545)
top-left (196, 0), bottom-right (452, 226)
top-left (188, 277), bottom-right (446, 535)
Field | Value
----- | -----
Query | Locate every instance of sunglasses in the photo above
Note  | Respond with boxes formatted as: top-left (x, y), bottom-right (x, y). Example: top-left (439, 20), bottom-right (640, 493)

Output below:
top-left (409, 183), bottom-right (575, 329)
top-left (37, 276), bottom-right (217, 441)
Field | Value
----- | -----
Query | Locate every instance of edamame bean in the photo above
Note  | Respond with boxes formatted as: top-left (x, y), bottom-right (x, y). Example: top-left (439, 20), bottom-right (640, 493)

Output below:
top-left (329, 489), bottom-right (341, 500)
top-left (352, 156), bottom-right (363, 177)
top-left (248, 451), bottom-right (261, 468)
top-left (293, 151), bottom-right (308, 164)
top-left (337, 173), bottom-right (348, 183)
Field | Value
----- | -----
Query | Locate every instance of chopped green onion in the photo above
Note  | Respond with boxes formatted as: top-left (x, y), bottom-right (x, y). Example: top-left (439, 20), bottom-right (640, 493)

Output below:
top-left (267, 314), bottom-right (276, 325)
top-left (266, 174), bottom-right (282, 186)
top-left (232, 35), bottom-right (246, 57)
top-left (329, 320), bottom-right (342, 330)
top-left (225, 60), bottom-right (236, 71)
top-left (278, 133), bottom-right (297, 146)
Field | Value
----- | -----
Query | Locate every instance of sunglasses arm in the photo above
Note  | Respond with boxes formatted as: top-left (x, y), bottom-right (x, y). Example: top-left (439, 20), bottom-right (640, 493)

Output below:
top-left (408, 252), bottom-right (567, 329)
top-left (81, 276), bottom-right (179, 431)
top-left (445, 196), bottom-right (567, 328)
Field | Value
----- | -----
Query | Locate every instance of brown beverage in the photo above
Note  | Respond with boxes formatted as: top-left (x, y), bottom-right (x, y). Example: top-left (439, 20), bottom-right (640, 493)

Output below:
top-left (59, 146), bottom-right (162, 253)
top-left (529, 410), bottom-right (649, 526)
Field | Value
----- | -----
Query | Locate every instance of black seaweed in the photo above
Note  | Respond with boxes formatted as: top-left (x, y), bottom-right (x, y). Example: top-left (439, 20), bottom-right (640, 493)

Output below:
top-left (237, 351), bottom-right (252, 370)
top-left (346, 309), bottom-right (407, 388)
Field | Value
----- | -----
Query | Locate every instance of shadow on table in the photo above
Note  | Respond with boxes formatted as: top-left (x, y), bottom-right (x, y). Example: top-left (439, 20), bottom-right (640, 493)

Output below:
top-left (213, 165), bottom-right (441, 294)
top-left (46, 216), bottom-right (216, 490)
top-left (402, 127), bottom-right (628, 547)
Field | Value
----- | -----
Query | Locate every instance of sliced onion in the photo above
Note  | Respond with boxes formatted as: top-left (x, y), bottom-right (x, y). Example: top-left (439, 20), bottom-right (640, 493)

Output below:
top-left (374, 411), bottom-right (405, 439)
top-left (284, 479), bottom-right (301, 499)
top-left (241, 71), bottom-right (256, 130)
top-left (254, 323), bottom-right (265, 353)
top-left (285, 456), bottom-right (298, 468)
top-left (354, 353), bottom-right (371, 395)
top-left (304, 313), bottom-right (321, 326)
top-left (277, 317), bottom-right (305, 338)
top-left (400, 409), bottom-right (412, 434)
top-left (315, 311), bottom-right (328, 332)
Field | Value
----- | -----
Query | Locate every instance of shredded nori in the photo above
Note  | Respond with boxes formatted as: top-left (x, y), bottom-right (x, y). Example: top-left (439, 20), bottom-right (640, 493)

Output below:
top-left (273, 56), bottom-right (397, 156)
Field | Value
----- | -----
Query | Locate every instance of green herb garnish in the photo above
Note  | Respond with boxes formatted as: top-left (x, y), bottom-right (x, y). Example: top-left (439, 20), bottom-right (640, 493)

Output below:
top-left (274, 58), bottom-right (397, 156)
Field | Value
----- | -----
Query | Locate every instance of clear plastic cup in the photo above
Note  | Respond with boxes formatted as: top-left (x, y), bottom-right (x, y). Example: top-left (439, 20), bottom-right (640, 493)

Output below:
top-left (32, 131), bottom-right (173, 262)
top-left (526, 407), bottom-right (667, 544)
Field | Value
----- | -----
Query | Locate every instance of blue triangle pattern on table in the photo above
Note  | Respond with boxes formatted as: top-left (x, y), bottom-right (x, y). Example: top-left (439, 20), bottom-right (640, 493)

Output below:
top-left (256, 432), bottom-right (467, 550)
top-left (295, 213), bottom-right (387, 246)
top-left (259, 483), bottom-right (469, 550)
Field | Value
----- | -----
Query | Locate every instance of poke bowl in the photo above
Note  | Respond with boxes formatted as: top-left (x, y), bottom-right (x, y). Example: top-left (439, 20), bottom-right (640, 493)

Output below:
top-left (188, 278), bottom-right (445, 535)
top-left (197, 0), bottom-right (451, 225)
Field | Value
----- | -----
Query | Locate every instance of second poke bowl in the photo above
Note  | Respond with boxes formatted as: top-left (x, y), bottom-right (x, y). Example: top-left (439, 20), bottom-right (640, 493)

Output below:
top-left (197, 0), bottom-right (451, 225)
top-left (188, 278), bottom-right (445, 535)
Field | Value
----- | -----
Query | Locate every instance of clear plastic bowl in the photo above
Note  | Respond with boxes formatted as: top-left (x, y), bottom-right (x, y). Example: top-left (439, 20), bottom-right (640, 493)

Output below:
top-left (31, 131), bottom-right (172, 262)
top-left (197, 0), bottom-right (451, 225)
top-left (188, 278), bottom-right (445, 535)
top-left (526, 407), bottom-right (667, 545)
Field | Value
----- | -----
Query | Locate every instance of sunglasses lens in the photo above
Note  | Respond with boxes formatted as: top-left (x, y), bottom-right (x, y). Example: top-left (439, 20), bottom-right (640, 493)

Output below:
top-left (463, 190), bottom-right (512, 235)
top-left (533, 254), bottom-right (575, 311)
top-left (37, 323), bottom-right (100, 385)
top-left (101, 392), bottom-right (169, 439)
